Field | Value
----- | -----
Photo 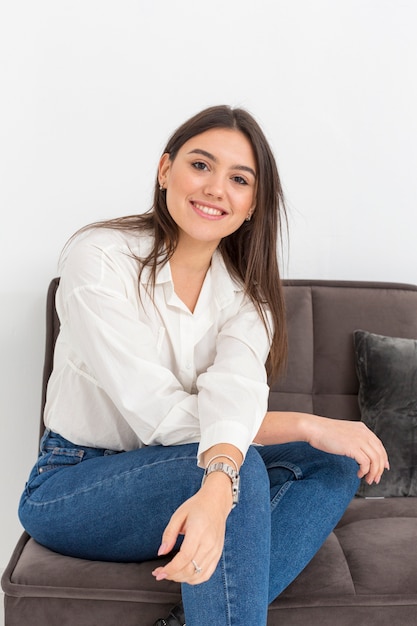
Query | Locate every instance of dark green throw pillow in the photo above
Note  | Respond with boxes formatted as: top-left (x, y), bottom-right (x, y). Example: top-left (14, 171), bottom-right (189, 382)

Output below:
top-left (353, 329), bottom-right (417, 497)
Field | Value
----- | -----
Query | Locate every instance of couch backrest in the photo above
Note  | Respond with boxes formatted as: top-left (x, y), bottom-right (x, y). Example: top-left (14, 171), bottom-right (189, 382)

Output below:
top-left (269, 280), bottom-right (417, 421)
top-left (40, 278), bottom-right (417, 435)
top-left (39, 278), bottom-right (60, 439)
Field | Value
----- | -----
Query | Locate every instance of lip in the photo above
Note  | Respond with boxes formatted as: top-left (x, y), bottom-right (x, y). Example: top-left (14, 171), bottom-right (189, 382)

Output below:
top-left (190, 200), bottom-right (227, 220)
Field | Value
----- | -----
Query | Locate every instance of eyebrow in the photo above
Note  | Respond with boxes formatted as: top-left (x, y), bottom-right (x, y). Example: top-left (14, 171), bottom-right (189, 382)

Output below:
top-left (187, 148), bottom-right (257, 179)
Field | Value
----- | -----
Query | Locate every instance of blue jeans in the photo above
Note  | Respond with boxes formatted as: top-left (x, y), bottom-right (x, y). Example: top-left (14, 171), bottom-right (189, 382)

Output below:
top-left (19, 430), bottom-right (359, 626)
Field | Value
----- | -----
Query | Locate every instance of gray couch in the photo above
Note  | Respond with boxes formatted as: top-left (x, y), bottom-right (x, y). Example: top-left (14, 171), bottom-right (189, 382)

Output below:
top-left (3, 279), bottom-right (417, 625)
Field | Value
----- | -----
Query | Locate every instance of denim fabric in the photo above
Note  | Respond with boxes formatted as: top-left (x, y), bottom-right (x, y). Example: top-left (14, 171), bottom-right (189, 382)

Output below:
top-left (19, 430), bottom-right (359, 626)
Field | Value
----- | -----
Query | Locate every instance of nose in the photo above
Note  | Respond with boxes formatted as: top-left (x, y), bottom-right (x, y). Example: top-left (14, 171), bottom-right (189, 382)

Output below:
top-left (203, 173), bottom-right (225, 199)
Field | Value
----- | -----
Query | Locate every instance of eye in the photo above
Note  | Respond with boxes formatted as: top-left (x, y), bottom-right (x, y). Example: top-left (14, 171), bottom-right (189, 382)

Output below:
top-left (192, 161), bottom-right (209, 171)
top-left (232, 175), bottom-right (248, 185)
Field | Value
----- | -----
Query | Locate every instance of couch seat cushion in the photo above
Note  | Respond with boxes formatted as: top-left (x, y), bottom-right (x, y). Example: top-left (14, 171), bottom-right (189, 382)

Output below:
top-left (271, 497), bottom-right (417, 610)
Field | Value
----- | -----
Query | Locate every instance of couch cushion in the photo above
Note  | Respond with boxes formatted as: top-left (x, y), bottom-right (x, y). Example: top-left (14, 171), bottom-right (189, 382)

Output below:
top-left (5, 498), bottom-right (417, 626)
top-left (268, 502), bottom-right (417, 626)
top-left (269, 281), bottom-right (417, 423)
top-left (354, 330), bottom-right (417, 497)
top-left (1, 532), bottom-right (181, 626)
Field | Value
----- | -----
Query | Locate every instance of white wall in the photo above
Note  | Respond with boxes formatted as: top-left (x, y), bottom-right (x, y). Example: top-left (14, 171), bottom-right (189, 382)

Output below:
top-left (1, 0), bottom-right (416, 570)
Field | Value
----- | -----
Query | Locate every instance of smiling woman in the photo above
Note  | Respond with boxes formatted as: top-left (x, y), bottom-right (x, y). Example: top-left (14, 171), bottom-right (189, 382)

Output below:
top-left (159, 129), bottom-right (257, 254)
top-left (17, 105), bottom-right (388, 626)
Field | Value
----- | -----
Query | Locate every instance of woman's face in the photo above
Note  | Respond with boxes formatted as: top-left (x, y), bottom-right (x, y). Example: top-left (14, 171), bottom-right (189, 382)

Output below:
top-left (159, 128), bottom-right (257, 249)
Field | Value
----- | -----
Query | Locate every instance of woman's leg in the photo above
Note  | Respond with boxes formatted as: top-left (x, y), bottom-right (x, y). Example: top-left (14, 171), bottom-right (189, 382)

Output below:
top-left (181, 446), bottom-right (271, 626)
top-left (256, 442), bottom-right (360, 603)
top-left (19, 432), bottom-right (272, 625)
top-left (19, 431), bottom-right (206, 561)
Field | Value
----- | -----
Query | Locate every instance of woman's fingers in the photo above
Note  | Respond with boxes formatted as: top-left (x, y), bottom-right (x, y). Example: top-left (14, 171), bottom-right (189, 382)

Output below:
top-left (357, 435), bottom-right (390, 484)
top-left (152, 488), bottom-right (228, 585)
top-left (353, 424), bottom-right (389, 484)
top-left (152, 532), bottom-right (220, 584)
top-left (153, 540), bottom-right (215, 584)
top-left (156, 507), bottom-right (187, 557)
top-left (308, 417), bottom-right (389, 485)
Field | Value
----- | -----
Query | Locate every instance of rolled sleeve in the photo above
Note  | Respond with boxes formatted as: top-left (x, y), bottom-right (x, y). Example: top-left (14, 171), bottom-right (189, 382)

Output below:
top-left (196, 302), bottom-right (272, 465)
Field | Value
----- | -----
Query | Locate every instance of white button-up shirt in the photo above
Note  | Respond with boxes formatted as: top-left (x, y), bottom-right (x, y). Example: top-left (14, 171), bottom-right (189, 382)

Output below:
top-left (44, 228), bottom-right (272, 463)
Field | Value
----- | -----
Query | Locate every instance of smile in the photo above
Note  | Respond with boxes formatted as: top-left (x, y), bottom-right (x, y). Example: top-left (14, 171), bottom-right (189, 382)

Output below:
top-left (192, 202), bottom-right (225, 217)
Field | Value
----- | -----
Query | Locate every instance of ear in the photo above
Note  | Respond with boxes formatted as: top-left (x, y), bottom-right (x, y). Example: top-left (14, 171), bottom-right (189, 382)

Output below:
top-left (158, 153), bottom-right (171, 188)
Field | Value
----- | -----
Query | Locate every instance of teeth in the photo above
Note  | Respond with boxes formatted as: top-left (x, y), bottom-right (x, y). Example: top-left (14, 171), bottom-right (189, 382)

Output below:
top-left (194, 202), bottom-right (223, 216)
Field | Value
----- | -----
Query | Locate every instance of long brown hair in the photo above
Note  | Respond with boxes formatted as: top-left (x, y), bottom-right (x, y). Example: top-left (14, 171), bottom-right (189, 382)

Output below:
top-left (75, 105), bottom-right (288, 379)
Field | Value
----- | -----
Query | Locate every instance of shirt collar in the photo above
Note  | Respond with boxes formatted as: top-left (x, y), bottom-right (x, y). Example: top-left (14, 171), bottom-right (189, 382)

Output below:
top-left (210, 249), bottom-right (243, 310)
top-left (138, 254), bottom-right (172, 287)
top-left (139, 248), bottom-right (243, 309)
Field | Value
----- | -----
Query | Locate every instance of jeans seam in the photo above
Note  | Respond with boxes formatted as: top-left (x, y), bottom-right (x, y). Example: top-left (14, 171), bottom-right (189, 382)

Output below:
top-left (220, 549), bottom-right (233, 626)
top-left (268, 458), bottom-right (305, 512)
top-left (27, 455), bottom-right (201, 507)
top-left (270, 479), bottom-right (295, 511)
top-left (265, 461), bottom-right (304, 480)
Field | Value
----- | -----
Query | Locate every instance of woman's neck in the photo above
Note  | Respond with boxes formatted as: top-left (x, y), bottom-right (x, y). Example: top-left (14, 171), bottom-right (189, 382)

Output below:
top-left (170, 236), bottom-right (218, 275)
top-left (169, 239), bottom-right (217, 313)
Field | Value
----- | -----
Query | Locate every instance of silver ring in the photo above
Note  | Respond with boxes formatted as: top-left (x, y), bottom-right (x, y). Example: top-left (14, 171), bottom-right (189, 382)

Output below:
top-left (191, 559), bottom-right (202, 574)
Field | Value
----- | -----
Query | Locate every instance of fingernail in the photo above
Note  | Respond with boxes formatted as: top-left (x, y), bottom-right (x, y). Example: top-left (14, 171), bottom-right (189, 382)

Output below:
top-left (158, 543), bottom-right (168, 556)
top-left (152, 568), bottom-right (167, 581)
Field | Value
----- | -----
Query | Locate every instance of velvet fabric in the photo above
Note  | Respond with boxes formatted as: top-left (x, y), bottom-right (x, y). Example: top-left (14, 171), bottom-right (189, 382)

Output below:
top-left (4, 499), bottom-right (417, 626)
top-left (3, 279), bottom-right (417, 626)
top-left (354, 329), bottom-right (417, 497)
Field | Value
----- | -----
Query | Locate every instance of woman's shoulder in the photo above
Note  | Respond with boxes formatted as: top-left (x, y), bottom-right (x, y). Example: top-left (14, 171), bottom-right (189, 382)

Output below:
top-left (71, 224), bottom-right (150, 249)
top-left (58, 225), bottom-right (154, 282)
top-left (63, 226), bottom-right (151, 262)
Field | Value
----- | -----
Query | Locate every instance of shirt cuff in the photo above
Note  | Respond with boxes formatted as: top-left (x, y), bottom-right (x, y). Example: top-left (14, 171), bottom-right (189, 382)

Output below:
top-left (196, 419), bottom-right (255, 468)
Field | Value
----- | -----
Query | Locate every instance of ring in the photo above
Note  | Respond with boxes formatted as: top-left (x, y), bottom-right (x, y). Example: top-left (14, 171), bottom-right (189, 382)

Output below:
top-left (191, 559), bottom-right (202, 574)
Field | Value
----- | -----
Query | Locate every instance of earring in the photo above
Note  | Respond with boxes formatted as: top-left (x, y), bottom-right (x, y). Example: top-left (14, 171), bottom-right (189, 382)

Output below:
top-left (159, 184), bottom-right (164, 191)
top-left (245, 214), bottom-right (252, 221)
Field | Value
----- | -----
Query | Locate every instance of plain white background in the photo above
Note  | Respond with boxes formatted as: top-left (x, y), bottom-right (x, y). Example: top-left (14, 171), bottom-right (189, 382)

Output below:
top-left (1, 0), bottom-right (417, 578)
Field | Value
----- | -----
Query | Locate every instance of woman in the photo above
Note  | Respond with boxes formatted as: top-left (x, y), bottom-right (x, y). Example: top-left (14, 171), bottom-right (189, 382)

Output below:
top-left (19, 105), bottom-right (388, 626)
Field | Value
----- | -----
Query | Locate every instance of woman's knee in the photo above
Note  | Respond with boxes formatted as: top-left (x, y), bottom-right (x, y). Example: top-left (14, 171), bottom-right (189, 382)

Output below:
top-left (319, 451), bottom-right (360, 496)
top-left (239, 446), bottom-right (270, 507)
top-left (277, 443), bottom-right (360, 497)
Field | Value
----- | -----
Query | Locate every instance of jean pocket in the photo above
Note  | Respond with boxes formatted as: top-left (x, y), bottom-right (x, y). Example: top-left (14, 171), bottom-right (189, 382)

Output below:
top-left (38, 446), bottom-right (85, 474)
top-left (24, 446), bottom-right (86, 497)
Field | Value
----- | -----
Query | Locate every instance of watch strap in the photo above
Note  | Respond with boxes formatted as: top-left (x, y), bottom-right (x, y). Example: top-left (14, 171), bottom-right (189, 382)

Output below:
top-left (203, 462), bottom-right (240, 507)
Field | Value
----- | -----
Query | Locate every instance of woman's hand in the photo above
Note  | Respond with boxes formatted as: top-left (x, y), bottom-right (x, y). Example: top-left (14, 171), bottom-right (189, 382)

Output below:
top-left (255, 412), bottom-right (389, 485)
top-left (152, 471), bottom-right (233, 585)
top-left (305, 414), bottom-right (390, 484)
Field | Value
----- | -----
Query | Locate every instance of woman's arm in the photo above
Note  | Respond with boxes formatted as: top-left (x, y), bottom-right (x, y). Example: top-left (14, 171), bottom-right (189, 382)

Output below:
top-left (152, 443), bottom-right (242, 585)
top-left (255, 411), bottom-right (389, 485)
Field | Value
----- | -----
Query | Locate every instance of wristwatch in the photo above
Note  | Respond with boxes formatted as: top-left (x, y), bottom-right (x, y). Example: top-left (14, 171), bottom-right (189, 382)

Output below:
top-left (203, 462), bottom-right (240, 508)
